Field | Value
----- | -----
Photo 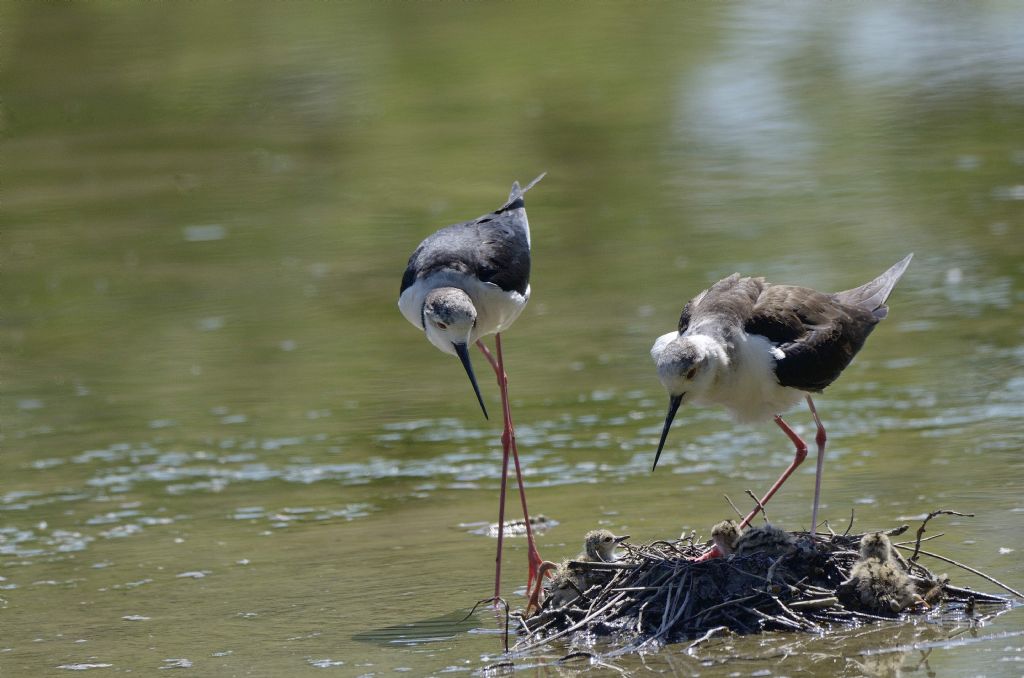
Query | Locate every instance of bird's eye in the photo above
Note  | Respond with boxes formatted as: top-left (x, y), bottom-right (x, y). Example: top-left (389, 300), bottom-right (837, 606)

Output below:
top-left (686, 367), bottom-right (697, 380)
top-left (435, 321), bottom-right (447, 330)
top-left (604, 536), bottom-right (613, 543)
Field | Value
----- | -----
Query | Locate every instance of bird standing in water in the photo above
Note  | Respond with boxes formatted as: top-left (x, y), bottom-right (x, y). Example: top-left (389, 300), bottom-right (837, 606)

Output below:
top-left (650, 255), bottom-right (913, 556)
top-left (399, 174), bottom-right (546, 598)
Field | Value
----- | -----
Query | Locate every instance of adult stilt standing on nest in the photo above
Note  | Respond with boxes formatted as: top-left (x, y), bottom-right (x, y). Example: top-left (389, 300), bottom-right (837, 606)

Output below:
top-left (650, 255), bottom-right (913, 557)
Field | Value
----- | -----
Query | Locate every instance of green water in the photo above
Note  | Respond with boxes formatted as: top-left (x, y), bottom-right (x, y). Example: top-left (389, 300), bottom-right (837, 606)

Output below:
top-left (2, 3), bottom-right (1023, 676)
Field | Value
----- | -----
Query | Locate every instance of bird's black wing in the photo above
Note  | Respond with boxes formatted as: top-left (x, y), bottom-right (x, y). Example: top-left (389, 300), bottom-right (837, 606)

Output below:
top-left (746, 284), bottom-right (880, 392)
top-left (400, 176), bottom-right (543, 297)
top-left (399, 209), bottom-right (530, 295)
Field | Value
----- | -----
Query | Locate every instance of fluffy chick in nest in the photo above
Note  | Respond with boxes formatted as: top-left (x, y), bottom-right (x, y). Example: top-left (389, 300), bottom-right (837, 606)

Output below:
top-left (710, 520), bottom-right (796, 558)
top-left (846, 532), bottom-right (923, 614)
top-left (528, 529), bottom-right (629, 614)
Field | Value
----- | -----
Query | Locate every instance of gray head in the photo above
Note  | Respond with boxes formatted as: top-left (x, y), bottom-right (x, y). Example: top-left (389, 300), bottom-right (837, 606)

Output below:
top-left (710, 519), bottom-right (743, 556)
top-left (422, 287), bottom-right (487, 418)
top-left (859, 532), bottom-right (893, 563)
top-left (582, 529), bottom-right (629, 562)
top-left (649, 332), bottom-right (723, 469)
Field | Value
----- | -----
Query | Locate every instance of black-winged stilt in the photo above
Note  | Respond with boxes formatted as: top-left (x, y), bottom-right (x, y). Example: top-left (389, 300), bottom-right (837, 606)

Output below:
top-left (650, 254), bottom-right (913, 555)
top-left (398, 173), bottom-right (546, 598)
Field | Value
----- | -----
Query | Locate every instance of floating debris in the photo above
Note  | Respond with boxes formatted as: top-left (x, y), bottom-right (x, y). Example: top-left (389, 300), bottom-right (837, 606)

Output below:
top-left (486, 514), bottom-right (557, 538)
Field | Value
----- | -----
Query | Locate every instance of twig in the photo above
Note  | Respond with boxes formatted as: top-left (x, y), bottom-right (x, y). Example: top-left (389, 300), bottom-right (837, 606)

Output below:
top-left (686, 625), bottom-right (731, 654)
top-left (566, 560), bottom-right (639, 572)
top-left (895, 545), bottom-right (1024, 599)
top-left (744, 489), bottom-right (768, 523)
top-left (723, 493), bottom-right (744, 520)
top-left (910, 509), bottom-right (974, 562)
top-left (461, 596), bottom-right (510, 653)
top-left (789, 596), bottom-right (838, 610)
top-left (843, 508), bottom-right (855, 536)
top-left (942, 583), bottom-right (1011, 604)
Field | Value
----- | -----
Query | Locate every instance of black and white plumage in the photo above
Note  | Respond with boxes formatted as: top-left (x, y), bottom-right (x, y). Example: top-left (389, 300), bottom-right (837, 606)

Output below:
top-left (399, 174), bottom-right (543, 417)
top-left (397, 174), bottom-right (547, 601)
top-left (651, 254), bottom-right (913, 540)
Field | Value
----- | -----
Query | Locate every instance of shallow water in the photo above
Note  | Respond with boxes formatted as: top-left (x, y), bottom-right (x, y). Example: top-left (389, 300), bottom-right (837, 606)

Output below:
top-left (3, 3), bottom-right (1024, 676)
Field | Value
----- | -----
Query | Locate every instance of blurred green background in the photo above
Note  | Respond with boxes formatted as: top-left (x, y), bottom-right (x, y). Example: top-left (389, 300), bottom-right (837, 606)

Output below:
top-left (2, 3), bottom-right (1022, 676)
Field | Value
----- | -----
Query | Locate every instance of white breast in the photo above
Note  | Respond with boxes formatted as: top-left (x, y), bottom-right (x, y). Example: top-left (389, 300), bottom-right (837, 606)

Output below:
top-left (398, 271), bottom-right (530, 340)
top-left (700, 333), bottom-right (803, 423)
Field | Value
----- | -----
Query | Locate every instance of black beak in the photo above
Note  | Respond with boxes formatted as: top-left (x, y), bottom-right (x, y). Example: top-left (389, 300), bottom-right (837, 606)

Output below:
top-left (454, 342), bottom-right (488, 420)
top-left (652, 394), bottom-right (683, 471)
top-left (614, 534), bottom-right (630, 544)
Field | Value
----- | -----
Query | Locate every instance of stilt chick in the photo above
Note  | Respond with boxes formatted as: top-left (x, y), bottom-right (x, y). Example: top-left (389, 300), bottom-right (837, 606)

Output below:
top-left (710, 520), bottom-right (743, 556)
top-left (528, 529), bottom-right (629, 614)
top-left (848, 532), bottom-right (922, 614)
top-left (710, 520), bottom-right (796, 558)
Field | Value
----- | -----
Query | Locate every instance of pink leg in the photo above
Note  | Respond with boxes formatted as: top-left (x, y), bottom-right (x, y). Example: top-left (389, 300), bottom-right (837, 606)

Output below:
top-left (477, 336), bottom-right (543, 597)
top-left (476, 340), bottom-right (509, 600)
top-left (805, 395), bottom-right (826, 535)
top-left (696, 409), bottom-right (815, 561)
top-left (738, 415), bottom-right (808, 529)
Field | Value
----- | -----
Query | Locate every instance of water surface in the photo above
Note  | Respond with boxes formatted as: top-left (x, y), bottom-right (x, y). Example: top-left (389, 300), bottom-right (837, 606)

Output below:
top-left (2, 3), bottom-right (1023, 676)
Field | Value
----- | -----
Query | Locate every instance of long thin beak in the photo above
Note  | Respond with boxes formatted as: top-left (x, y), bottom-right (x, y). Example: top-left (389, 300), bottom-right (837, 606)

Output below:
top-left (652, 394), bottom-right (683, 471)
top-left (454, 342), bottom-right (488, 420)
top-left (614, 534), bottom-right (630, 544)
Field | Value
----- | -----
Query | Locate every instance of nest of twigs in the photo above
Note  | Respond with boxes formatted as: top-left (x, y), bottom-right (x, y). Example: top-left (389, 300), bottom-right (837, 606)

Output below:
top-left (513, 511), bottom-right (1016, 655)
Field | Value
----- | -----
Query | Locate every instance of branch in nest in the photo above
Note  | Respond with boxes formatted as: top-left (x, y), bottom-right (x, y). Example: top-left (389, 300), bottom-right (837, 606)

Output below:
top-left (909, 509), bottom-right (975, 562)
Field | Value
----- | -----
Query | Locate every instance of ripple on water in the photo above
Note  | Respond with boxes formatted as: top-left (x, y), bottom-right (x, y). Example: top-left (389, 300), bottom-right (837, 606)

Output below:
top-left (230, 503), bottom-right (376, 528)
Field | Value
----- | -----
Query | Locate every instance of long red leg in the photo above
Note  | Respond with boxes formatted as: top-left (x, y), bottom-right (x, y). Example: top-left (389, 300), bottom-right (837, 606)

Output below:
top-left (696, 415), bottom-right (811, 561)
top-left (476, 340), bottom-right (509, 600)
top-left (477, 335), bottom-right (543, 595)
top-left (739, 415), bottom-right (808, 529)
top-left (805, 395), bottom-right (826, 535)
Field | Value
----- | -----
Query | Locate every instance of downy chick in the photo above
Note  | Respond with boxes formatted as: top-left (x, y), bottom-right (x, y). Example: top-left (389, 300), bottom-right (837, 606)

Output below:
top-left (530, 529), bottom-right (629, 613)
top-left (847, 532), bottom-right (921, 614)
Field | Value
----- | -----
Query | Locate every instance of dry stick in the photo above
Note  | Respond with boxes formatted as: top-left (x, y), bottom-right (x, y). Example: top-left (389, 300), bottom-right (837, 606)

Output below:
top-left (843, 508), bottom-right (856, 536)
top-left (685, 625), bottom-right (731, 654)
top-left (723, 493), bottom-right (744, 520)
top-left (910, 509), bottom-right (975, 562)
top-left (789, 596), bottom-right (839, 611)
top-left (658, 587), bottom-right (693, 641)
top-left (683, 592), bottom-right (762, 626)
top-left (748, 606), bottom-right (803, 631)
top-left (744, 489), bottom-right (768, 522)
top-left (895, 544), bottom-right (1024, 599)
top-left (942, 583), bottom-right (1009, 604)
top-left (461, 597), bottom-right (510, 653)
top-left (515, 591), bottom-right (627, 652)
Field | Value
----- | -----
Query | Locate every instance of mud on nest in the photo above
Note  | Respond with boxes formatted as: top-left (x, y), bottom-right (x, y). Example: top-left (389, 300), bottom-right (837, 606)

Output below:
top-left (512, 517), bottom-right (1014, 655)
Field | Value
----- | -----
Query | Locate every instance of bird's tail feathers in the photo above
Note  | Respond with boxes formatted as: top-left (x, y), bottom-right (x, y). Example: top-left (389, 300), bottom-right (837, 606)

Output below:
top-left (500, 172), bottom-right (546, 211)
top-left (835, 253), bottom-right (913, 318)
